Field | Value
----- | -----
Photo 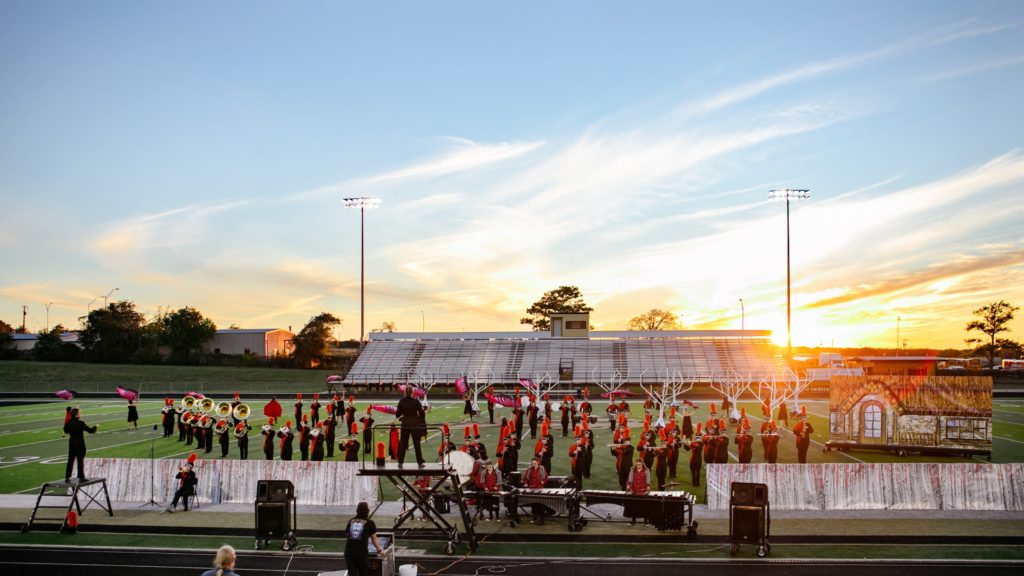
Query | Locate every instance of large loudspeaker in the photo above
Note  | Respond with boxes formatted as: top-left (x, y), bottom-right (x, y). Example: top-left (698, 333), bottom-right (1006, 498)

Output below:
top-left (730, 482), bottom-right (768, 506)
top-left (256, 480), bottom-right (294, 503)
top-left (731, 506), bottom-right (764, 543)
top-left (256, 503), bottom-right (290, 538)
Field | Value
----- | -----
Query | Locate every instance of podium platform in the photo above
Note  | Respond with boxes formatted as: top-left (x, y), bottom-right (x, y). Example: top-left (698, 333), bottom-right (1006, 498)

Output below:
top-left (22, 478), bottom-right (113, 533)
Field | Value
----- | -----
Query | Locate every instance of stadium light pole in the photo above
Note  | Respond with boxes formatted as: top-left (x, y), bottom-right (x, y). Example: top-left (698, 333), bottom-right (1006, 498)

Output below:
top-left (421, 310), bottom-right (425, 332)
top-left (739, 298), bottom-right (744, 332)
top-left (896, 316), bottom-right (901, 358)
top-left (102, 287), bottom-right (119, 308)
top-left (768, 188), bottom-right (810, 363)
top-left (344, 197), bottom-right (381, 353)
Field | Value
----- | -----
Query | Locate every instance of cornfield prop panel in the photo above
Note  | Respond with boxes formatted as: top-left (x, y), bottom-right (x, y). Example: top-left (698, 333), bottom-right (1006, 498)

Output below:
top-left (826, 375), bottom-right (992, 458)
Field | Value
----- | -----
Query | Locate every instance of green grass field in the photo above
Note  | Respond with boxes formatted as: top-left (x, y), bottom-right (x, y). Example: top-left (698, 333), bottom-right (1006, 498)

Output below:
top-left (2, 394), bottom-right (1022, 500)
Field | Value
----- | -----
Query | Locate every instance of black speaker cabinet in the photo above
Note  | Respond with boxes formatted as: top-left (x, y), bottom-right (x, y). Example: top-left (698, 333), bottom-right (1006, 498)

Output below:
top-left (256, 480), bottom-right (294, 503)
top-left (256, 502), bottom-right (291, 538)
top-left (731, 505), bottom-right (765, 543)
top-left (730, 482), bottom-right (768, 507)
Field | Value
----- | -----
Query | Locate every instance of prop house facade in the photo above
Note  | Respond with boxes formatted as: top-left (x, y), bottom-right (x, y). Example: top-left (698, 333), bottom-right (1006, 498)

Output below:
top-left (825, 375), bottom-right (992, 459)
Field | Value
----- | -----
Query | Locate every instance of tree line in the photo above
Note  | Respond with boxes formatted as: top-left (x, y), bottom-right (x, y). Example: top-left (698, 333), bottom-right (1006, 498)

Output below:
top-left (1, 288), bottom-right (1019, 367)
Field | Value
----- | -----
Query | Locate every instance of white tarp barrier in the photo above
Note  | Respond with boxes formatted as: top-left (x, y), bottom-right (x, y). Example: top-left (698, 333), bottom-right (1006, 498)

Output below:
top-left (85, 458), bottom-right (379, 506)
top-left (706, 463), bottom-right (1024, 511)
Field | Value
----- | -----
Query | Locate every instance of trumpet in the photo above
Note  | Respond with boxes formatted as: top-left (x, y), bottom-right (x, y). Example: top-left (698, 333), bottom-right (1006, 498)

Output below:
top-left (181, 395), bottom-right (196, 411)
top-left (232, 403), bottom-right (250, 421)
top-left (199, 398), bottom-right (215, 414)
top-left (215, 401), bottom-right (232, 418)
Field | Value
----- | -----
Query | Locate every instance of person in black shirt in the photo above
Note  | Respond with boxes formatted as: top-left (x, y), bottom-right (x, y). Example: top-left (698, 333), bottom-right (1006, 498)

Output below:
top-left (396, 387), bottom-right (426, 467)
top-left (63, 407), bottom-right (97, 483)
top-left (344, 501), bottom-right (382, 576)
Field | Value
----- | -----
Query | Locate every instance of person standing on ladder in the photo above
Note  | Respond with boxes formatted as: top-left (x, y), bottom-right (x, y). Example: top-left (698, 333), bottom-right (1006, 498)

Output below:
top-left (64, 407), bottom-right (97, 483)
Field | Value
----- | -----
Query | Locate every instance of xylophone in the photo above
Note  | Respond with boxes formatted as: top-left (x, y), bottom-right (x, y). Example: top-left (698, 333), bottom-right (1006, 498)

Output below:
top-left (507, 487), bottom-right (583, 531)
top-left (582, 490), bottom-right (698, 535)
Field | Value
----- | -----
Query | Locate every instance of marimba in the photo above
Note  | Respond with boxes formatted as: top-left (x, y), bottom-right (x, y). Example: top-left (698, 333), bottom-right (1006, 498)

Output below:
top-left (507, 487), bottom-right (583, 531)
top-left (582, 490), bottom-right (698, 535)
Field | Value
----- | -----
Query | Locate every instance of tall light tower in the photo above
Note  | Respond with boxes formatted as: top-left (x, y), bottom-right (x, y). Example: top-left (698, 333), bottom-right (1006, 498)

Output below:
top-left (102, 287), bottom-right (119, 308)
top-left (344, 197), bottom-right (381, 353)
top-left (768, 188), bottom-right (810, 362)
top-left (739, 298), bottom-right (745, 332)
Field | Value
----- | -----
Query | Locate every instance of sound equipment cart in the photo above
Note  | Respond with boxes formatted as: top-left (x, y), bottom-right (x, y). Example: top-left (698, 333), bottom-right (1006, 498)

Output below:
top-left (254, 480), bottom-right (298, 551)
top-left (728, 481), bottom-right (770, 557)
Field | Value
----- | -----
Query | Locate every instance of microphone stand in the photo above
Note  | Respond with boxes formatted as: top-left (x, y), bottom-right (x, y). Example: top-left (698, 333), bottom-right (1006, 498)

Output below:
top-left (140, 424), bottom-right (161, 508)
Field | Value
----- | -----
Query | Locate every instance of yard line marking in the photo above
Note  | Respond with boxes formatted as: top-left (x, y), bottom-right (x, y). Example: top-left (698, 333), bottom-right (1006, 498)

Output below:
top-left (993, 434), bottom-right (1024, 445)
top-left (0, 435), bottom-right (168, 470)
top-left (744, 412), bottom-right (866, 463)
top-left (0, 427), bottom-right (160, 450)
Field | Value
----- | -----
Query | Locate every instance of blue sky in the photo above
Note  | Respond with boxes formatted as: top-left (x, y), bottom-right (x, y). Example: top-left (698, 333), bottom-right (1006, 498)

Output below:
top-left (2, 1), bottom-right (1023, 348)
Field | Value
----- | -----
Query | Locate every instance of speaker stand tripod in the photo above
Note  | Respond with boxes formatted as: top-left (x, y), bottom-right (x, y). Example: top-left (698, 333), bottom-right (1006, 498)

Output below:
top-left (139, 424), bottom-right (162, 508)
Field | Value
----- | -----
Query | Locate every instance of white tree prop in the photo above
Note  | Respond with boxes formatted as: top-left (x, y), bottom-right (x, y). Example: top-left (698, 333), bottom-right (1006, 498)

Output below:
top-left (708, 370), bottom-right (753, 422)
top-left (754, 367), bottom-right (807, 420)
top-left (639, 369), bottom-right (695, 428)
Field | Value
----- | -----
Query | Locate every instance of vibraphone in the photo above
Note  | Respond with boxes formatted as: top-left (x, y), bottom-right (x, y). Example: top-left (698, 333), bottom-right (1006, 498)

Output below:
top-left (582, 490), bottom-right (698, 535)
top-left (507, 487), bottom-right (583, 531)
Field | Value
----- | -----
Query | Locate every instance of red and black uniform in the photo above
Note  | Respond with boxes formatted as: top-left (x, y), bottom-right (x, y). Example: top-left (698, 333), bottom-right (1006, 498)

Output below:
top-left (325, 412), bottom-right (338, 458)
top-left (360, 413), bottom-right (374, 455)
top-left (686, 432), bottom-right (704, 487)
top-left (715, 420), bottom-right (729, 464)
top-left (735, 426), bottom-right (753, 464)
top-left (666, 431), bottom-right (681, 478)
top-left (310, 398), bottom-right (321, 424)
top-left (310, 426), bottom-right (325, 461)
top-left (653, 446), bottom-right (668, 491)
top-left (293, 399), bottom-right (303, 426)
top-left (569, 439), bottom-right (585, 490)
top-left (611, 428), bottom-right (634, 491)
top-left (235, 421), bottom-right (251, 460)
top-left (277, 425), bottom-right (294, 461)
top-left (261, 423), bottom-right (275, 460)
top-left (527, 403), bottom-right (539, 439)
top-left (522, 462), bottom-right (549, 524)
top-left (559, 402), bottom-right (571, 437)
top-left (475, 466), bottom-right (503, 521)
top-left (761, 421), bottom-right (779, 463)
top-left (342, 436), bottom-right (361, 462)
top-left (793, 418), bottom-right (814, 463)
top-left (298, 419), bottom-right (311, 461)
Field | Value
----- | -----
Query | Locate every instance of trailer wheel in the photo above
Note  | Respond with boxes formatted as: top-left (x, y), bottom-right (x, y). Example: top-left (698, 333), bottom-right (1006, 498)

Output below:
top-left (756, 545), bottom-right (768, 557)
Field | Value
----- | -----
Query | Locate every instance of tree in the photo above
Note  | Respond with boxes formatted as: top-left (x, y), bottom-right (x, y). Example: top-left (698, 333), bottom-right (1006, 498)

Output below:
top-left (520, 285), bottom-right (593, 332)
top-left (79, 301), bottom-right (146, 363)
top-left (371, 321), bottom-right (397, 333)
top-left (965, 300), bottom-right (1020, 366)
top-left (292, 312), bottom-right (342, 368)
top-left (627, 309), bottom-right (680, 331)
top-left (32, 324), bottom-right (80, 362)
top-left (159, 306), bottom-right (217, 363)
top-left (0, 319), bottom-right (12, 350)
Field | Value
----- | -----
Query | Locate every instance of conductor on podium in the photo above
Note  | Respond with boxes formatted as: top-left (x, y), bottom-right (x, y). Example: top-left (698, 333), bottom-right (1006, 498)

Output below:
top-left (396, 386), bottom-right (426, 468)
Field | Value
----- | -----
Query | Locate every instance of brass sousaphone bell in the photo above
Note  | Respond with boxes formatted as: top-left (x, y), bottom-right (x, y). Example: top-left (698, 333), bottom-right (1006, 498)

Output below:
top-left (232, 403), bottom-right (250, 420)
top-left (181, 395), bottom-right (197, 410)
top-left (215, 401), bottom-right (232, 418)
top-left (199, 398), bottom-right (215, 414)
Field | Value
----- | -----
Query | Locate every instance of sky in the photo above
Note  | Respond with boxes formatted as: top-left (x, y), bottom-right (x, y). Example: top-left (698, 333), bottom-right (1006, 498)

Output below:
top-left (1, 1), bottom-right (1023, 350)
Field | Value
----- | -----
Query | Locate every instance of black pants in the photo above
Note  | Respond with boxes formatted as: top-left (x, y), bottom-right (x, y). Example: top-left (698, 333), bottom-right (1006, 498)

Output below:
top-left (237, 438), bottom-right (248, 460)
top-left (65, 449), bottom-right (85, 480)
top-left (398, 427), bottom-right (424, 465)
top-left (344, 549), bottom-right (370, 576)
top-left (171, 488), bottom-right (194, 510)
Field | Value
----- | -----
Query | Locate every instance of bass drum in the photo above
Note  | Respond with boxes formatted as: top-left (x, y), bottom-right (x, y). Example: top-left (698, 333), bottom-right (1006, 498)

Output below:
top-left (446, 450), bottom-right (478, 486)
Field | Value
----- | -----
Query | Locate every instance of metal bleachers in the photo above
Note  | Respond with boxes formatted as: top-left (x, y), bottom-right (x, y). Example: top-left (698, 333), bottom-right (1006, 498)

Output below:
top-left (343, 331), bottom-right (789, 387)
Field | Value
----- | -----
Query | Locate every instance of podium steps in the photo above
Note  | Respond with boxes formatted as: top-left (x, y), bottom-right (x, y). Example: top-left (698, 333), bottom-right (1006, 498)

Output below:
top-left (22, 478), bottom-right (113, 533)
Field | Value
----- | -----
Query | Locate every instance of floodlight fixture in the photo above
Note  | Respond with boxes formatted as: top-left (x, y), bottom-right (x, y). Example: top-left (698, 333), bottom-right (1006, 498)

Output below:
top-left (768, 188), bottom-right (811, 363)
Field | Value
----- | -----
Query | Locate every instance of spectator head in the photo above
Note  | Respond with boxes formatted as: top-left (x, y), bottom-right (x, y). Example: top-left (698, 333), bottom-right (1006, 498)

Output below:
top-left (213, 544), bottom-right (236, 575)
top-left (356, 501), bottom-right (370, 519)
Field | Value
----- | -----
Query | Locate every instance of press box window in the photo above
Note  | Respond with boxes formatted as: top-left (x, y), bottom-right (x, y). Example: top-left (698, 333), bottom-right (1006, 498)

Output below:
top-left (565, 321), bottom-right (587, 330)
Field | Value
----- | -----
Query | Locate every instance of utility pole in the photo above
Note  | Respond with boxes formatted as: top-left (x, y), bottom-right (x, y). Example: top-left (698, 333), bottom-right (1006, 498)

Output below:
top-left (22, 305), bottom-right (28, 332)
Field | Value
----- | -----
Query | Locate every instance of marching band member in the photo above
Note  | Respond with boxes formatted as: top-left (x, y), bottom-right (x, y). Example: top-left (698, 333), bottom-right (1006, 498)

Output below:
top-left (626, 458), bottom-right (651, 524)
top-left (512, 394), bottom-right (525, 442)
top-left (344, 396), bottom-right (357, 433)
top-left (611, 422), bottom-right (634, 491)
top-left (127, 394), bottom-right (140, 431)
top-left (475, 460), bottom-right (503, 522)
top-left (463, 394), bottom-right (475, 422)
top-left (735, 410), bottom-right (753, 464)
top-left (522, 457), bottom-right (548, 525)
top-left (216, 418), bottom-right (230, 458)
top-left (653, 430), bottom-right (669, 490)
top-left (617, 396), bottom-right (631, 419)
top-left (325, 404), bottom-right (338, 458)
top-left (235, 419), bottom-right (251, 460)
top-left (569, 396), bottom-right (579, 428)
top-left (359, 407), bottom-right (373, 456)
top-left (527, 395), bottom-right (539, 439)
top-left (542, 392), bottom-right (552, 423)
top-left (261, 418), bottom-right (276, 460)
top-left (342, 423), bottom-right (361, 461)
top-left (569, 433), bottom-right (586, 490)
top-left (175, 403), bottom-right (186, 442)
top-left (643, 396), bottom-right (655, 419)
top-left (715, 416), bottom-right (729, 464)
top-left (472, 423), bottom-right (488, 461)
top-left (681, 403), bottom-right (694, 438)
top-left (165, 453), bottom-right (198, 513)
top-left (297, 414), bottom-right (311, 461)
top-left (310, 392), bottom-right (321, 424)
top-left (760, 403), bottom-right (779, 463)
top-left (438, 423), bottom-right (456, 456)
top-left (202, 414), bottom-right (215, 454)
top-left (185, 410), bottom-right (197, 446)
top-left (606, 397), bottom-right (619, 431)
top-left (686, 423), bottom-right (704, 487)
top-left (161, 398), bottom-right (175, 437)
top-left (487, 388), bottom-right (495, 424)
top-left (462, 426), bottom-right (481, 460)
top-left (277, 420), bottom-right (294, 461)
top-left (294, 393), bottom-right (303, 426)
top-left (638, 425), bottom-right (657, 470)
top-left (793, 405), bottom-right (814, 463)
top-left (666, 427), bottom-right (682, 478)
top-left (580, 423), bottom-right (595, 478)
top-left (230, 392), bottom-right (242, 426)
top-left (310, 420), bottom-right (325, 461)
top-left (560, 396), bottom-right (571, 437)
top-left (777, 402), bottom-right (790, 430)
top-left (499, 425), bottom-right (519, 476)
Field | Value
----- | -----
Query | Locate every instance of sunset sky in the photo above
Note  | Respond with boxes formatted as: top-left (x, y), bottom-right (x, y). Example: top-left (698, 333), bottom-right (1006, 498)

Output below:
top-left (2, 1), bottom-right (1023, 349)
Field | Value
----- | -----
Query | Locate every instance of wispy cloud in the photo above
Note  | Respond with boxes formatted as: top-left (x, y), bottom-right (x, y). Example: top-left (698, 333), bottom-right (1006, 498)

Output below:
top-left (287, 138), bottom-right (545, 202)
top-left (916, 54), bottom-right (1024, 84)
top-left (91, 200), bottom-right (249, 255)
